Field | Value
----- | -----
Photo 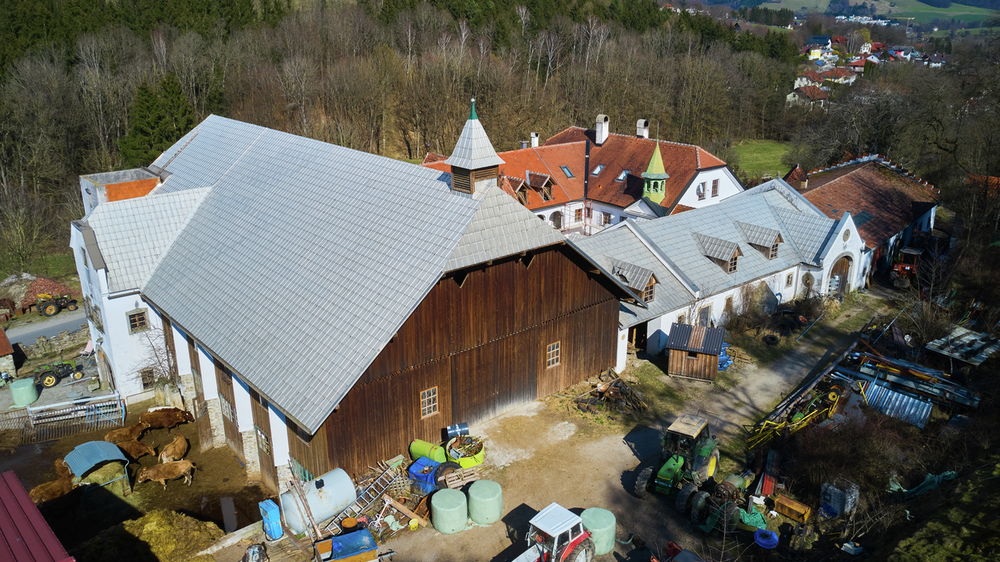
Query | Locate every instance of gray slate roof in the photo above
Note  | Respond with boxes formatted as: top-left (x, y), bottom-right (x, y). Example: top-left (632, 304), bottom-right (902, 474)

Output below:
top-left (575, 183), bottom-right (844, 328)
top-left (664, 323), bottom-right (726, 355)
top-left (86, 188), bottom-right (209, 292)
top-left (608, 258), bottom-right (654, 290)
top-left (693, 233), bottom-right (740, 261)
top-left (140, 115), bottom-right (558, 433)
top-left (736, 222), bottom-right (781, 248)
top-left (445, 113), bottom-right (505, 170)
top-left (445, 186), bottom-right (565, 272)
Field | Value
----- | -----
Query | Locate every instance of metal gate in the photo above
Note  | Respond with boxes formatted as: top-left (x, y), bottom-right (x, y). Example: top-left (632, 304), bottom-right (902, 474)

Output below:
top-left (0, 394), bottom-right (125, 445)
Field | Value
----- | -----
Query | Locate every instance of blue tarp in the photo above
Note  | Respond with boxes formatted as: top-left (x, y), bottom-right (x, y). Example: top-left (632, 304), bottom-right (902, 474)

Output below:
top-left (64, 441), bottom-right (128, 479)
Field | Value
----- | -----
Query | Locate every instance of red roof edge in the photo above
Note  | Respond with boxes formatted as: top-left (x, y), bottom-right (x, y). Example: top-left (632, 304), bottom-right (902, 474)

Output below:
top-left (0, 329), bottom-right (13, 357)
top-left (0, 471), bottom-right (75, 562)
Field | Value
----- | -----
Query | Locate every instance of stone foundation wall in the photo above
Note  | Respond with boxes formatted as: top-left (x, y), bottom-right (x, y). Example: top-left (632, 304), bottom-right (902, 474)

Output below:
top-left (0, 355), bottom-right (14, 377)
top-left (275, 464), bottom-right (293, 494)
top-left (21, 326), bottom-right (89, 359)
top-left (205, 398), bottom-right (227, 449)
top-left (242, 429), bottom-right (261, 483)
top-left (178, 372), bottom-right (196, 415)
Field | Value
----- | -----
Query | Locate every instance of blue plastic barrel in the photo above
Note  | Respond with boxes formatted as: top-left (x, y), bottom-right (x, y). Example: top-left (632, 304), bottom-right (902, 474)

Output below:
top-left (259, 499), bottom-right (283, 540)
top-left (754, 529), bottom-right (779, 549)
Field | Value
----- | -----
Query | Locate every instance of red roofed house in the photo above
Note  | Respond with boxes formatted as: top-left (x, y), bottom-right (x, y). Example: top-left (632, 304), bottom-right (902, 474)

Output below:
top-left (820, 67), bottom-right (857, 85)
top-left (0, 471), bottom-right (76, 562)
top-left (792, 156), bottom-right (939, 286)
top-left (0, 329), bottom-right (14, 378)
top-left (425, 115), bottom-right (744, 233)
top-left (794, 70), bottom-right (824, 89)
top-left (787, 86), bottom-right (829, 109)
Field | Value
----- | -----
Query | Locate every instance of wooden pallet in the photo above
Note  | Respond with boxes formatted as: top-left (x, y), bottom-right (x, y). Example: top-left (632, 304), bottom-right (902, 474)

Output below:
top-left (439, 467), bottom-right (480, 489)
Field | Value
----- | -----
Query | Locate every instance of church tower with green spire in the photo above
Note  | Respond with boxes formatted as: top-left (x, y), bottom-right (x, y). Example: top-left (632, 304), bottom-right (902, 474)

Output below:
top-left (641, 143), bottom-right (670, 204)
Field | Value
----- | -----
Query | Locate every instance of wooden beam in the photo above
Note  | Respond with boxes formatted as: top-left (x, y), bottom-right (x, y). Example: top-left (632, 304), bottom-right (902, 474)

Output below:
top-left (384, 495), bottom-right (428, 527)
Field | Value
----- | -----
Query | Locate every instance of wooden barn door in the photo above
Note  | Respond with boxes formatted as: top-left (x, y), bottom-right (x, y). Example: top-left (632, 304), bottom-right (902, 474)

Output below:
top-left (187, 334), bottom-right (214, 452)
top-left (249, 389), bottom-right (279, 493)
top-left (830, 256), bottom-right (851, 297)
top-left (214, 359), bottom-right (244, 460)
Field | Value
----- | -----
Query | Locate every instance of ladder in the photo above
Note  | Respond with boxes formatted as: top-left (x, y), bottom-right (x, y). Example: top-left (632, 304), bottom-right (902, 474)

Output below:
top-left (324, 466), bottom-right (406, 533)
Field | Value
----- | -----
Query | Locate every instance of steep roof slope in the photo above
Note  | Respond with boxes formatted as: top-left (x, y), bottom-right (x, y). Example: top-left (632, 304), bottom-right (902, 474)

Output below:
top-left (141, 115), bottom-right (562, 433)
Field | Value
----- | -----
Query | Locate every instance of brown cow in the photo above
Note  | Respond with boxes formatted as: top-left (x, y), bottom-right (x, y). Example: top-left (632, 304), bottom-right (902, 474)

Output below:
top-left (137, 460), bottom-right (195, 489)
top-left (104, 421), bottom-right (150, 444)
top-left (29, 459), bottom-right (74, 504)
top-left (140, 408), bottom-right (194, 432)
top-left (158, 435), bottom-right (189, 463)
top-left (117, 440), bottom-right (156, 460)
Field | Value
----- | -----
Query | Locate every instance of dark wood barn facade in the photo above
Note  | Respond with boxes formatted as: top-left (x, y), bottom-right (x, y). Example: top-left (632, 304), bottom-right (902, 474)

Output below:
top-left (287, 243), bottom-right (623, 479)
top-left (665, 323), bottom-right (726, 381)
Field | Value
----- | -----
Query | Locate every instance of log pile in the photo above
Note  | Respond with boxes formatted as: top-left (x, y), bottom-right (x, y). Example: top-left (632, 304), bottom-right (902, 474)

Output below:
top-left (575, 377), bottom-right (648, 414)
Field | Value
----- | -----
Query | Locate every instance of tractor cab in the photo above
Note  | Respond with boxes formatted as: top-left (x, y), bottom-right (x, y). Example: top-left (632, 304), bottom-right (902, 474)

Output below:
top-left (512, 503), bottom-right (594, 562)
top-left (637, 414), bottom-right (721, 498)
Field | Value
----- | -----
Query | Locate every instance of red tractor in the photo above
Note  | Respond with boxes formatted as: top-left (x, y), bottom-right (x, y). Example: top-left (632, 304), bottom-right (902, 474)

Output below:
top-left (511, 503), bottom-right (595, 562)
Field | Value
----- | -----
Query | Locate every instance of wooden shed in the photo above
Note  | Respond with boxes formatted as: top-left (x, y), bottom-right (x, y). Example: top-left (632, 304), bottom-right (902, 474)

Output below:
top-left (665, 323), bottom-right (727, 381)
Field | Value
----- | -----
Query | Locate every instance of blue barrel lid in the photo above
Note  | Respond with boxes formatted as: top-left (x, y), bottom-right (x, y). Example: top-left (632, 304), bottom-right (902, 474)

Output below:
top-left (754, 529), bottom-right (779, 549)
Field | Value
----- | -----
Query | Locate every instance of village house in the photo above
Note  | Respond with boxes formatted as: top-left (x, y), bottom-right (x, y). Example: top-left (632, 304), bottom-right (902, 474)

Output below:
top-left (784, 155), bottom-right (939, 286)
top-left (794, 70), bottom-right (824, 89)
top-left (71, 105), bottom-right (638, 492)
top-left (573, 179), bottom-right (865, 370)
top-left (423, 115), bottom-right (744, 233)
top-left (820, 67), bottom-right (857, 86)
top-left (787, 86), bottom-right (829, 109)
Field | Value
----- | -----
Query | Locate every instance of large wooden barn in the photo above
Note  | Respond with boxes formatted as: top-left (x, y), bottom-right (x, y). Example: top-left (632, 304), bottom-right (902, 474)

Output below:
top-left (86, 105), bottom-right (638, 491)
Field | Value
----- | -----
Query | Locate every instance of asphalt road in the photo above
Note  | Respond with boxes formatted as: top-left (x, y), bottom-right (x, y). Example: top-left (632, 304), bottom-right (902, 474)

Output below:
top-left (3, 309), bottom-right (88, 346)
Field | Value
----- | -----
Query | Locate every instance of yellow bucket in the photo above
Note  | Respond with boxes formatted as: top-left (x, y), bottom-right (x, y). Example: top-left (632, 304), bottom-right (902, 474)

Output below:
top-left (446, 437), bottom-right (486, 468)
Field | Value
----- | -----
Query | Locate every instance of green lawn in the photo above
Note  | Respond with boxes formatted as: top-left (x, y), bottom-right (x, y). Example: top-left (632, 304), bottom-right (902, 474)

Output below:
top-left (768, 0), bottom-right (831, 12)
top-left (767, 0), bottom-right (994, 23)
top-left (733, 140), bottom-right (792, 179)
top-left (929, 26), bottom-right (997, 36)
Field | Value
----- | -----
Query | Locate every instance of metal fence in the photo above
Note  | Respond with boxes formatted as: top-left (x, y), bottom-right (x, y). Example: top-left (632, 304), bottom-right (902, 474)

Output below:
top-left (0, 393), bottom-right (125, 445)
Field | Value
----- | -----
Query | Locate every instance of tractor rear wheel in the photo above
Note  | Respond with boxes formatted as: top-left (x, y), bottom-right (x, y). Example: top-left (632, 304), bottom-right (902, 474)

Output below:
top-left (41, 302), bottom-right (59, 317)
top-left (698, 448), bottom-right (721, 482)
top-left (41, 373), bottom-right (58, 387)
top-left (675, 482), bottom-right (698, 513)
top-left (434, 461), bottom-right (461, 489)
top-left (689, 491), bottom-right (711, 525)
top-left (635, 466), bottom-right (653, 499)
top-left (564, 538), bottom-right (595, 562)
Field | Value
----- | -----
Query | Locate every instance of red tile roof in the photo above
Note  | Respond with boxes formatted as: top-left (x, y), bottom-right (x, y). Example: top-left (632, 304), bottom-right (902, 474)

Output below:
top-left (799, 70), bottom-right (823, 83)
top-left (832, 36), bottom-right (846, 44)
top-left (965, 174), bottom-right (1000, 193)
top-left (0, 329), bottom-right (12, 357)
top-left (821, 68), bottom-right (854, 79)
top-left (848, 60), bottom-right (867, 67)
top-left (795, 86), bottom-right (828, 101)
top-left (421, 153), bottom-right (447, 165)
top-left (670, 204), bottom-right (695, 215)
top-left (0, 471), bottom-right (75, 562)
top-left (542, 127), bottom-right (726, 208)
top-left (423, 127), bottom-right (727, 211)
top-left (801, 161), bottom-right (938, 249)
top-left (783, 164), bottom-right (808, 188)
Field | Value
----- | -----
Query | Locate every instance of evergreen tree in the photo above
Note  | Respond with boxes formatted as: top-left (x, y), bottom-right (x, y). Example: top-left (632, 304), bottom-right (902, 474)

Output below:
top-left (119, 82), bottom-right (163, 168)
top-left (158, 73), bottom-right (195, 146)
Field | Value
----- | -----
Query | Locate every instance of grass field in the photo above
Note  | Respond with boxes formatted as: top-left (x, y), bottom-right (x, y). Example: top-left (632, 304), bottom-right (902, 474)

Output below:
top-left (733, 140), bottom-right (792, 178)
top-left (766, 0), bottom-right (994, 24)
top-left (929, 26), bottom-right (997, 36)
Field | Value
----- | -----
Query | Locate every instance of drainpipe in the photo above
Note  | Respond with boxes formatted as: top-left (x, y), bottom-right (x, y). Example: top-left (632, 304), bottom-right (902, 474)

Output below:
top-left (584, 140), bottom-right (591, 236)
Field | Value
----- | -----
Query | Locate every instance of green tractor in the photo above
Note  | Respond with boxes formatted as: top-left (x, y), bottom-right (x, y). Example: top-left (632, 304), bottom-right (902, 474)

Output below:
top-left (636, 414), bottom-right (721, 501)
top-left (636, 414), bottom-right (755, 534)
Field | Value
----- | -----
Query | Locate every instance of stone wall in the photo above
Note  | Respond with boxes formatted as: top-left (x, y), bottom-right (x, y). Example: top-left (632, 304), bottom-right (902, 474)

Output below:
top-left (241, 429), bottom-right (261, 483)
top-left (21, 325), bottom-right (90, 359)
top-left (275, 464), bottom-right (293, 494)
top-left (0, 354), bottom-right (13, 377)
top-left (205, 397), bottom-right (226, 449)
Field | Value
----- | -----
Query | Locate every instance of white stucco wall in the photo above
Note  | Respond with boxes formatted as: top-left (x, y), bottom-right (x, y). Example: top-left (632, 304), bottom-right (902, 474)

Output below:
top-left (232, 375), bottom-right (255, 432)
top-left (197, 344), bottom-right (219, 398)
top-left (674, 168), bottom-right (744, 209)
top-left (819, 217), bottom-right (866, 294)
top-left (268, 406), bottom-right (291, 468)
top-left (615, 327), bottom-right (629, 373)
top-left (533, 200), bottom-right (630, 233)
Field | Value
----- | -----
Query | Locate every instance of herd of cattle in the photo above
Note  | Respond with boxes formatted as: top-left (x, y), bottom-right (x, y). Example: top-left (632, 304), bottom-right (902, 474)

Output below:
top-left (28, 406), bottom-right (196, 504)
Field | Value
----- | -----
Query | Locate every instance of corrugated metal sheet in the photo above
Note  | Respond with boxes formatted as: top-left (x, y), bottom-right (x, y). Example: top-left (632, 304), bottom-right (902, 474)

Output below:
top-left (64, 441), bottom-right (127, 479)
top-left (0, 471), bottom-right (74, 562)
top-left (863, 383), bottom-right (932, 428)
top-left (665, 322), bottom-right (727, 355)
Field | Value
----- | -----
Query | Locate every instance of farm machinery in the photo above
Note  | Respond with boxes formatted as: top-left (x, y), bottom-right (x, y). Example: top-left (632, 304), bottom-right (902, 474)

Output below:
top-left (636, 414), bottom-right (754, 534)
top-left (33, 361), bottom-right (84, 388)
top-left (512, 503), bottom-right (595, 562)
top-left (36, 293), bottom-right (78, 317)
top-left (890, 247), bottom-right (922, 289)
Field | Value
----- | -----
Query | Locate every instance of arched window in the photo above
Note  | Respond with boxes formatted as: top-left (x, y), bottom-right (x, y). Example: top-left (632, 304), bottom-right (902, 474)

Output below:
top-left (551, 211), bottom-right (563, 229)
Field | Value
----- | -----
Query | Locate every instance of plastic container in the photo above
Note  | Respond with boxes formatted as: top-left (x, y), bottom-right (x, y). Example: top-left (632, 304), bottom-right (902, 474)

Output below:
top-left (446, 423), bottom-right (470, 439)
top-left (408, 457), bottom-right (440, 494)
top-left (409, 439), bottom-right (447, 463)
top-left (446, 436), bottom-right (486, 468)
top-left (467, 480), bottom-right (502, 525)
top-left (259, 499), bottom-right (283, 540)
top-left (10, 379), bottom-right (38, 407)
top-left (279, 468), bottom-right (356, 535)
top-left (581, 507), bottom-right (616, 556)
top-left (431, 488), bottom-right (468, 534)
top-left (754, 529), bottom-right (779, 549)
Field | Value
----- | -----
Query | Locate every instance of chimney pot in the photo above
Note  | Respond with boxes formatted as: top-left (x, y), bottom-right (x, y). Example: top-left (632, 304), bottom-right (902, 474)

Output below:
top-left (596, 114), bottom-right (609, 146)
top-left (530, 132), bottom-right (539, 148)
top-left (636, 119), bottom-right (649, 138)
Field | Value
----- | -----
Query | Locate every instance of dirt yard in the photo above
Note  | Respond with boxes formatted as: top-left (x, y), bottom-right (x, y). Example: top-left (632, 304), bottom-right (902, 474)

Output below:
top-left (0, 400), bottom-right (270, 555)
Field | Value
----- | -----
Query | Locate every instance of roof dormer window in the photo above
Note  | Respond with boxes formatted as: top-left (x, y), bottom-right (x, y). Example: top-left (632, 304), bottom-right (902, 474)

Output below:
top-left (642, 279), bottom-right (655, 303)
top-left (615, 170), bottom-right (630, 182)
top-left (769, 241), bottom-right (779, 259)
top-left (592, 164), bottom-right (605, 176)
top-left (728, 255), bottom-right (739, 273)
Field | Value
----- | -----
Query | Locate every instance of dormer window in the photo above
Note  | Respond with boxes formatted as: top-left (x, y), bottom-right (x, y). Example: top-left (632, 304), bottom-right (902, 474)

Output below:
top-left (592, 164), bottom-right (605, 176)
top-left (643, 280), bottom-right (655, 302)
top-left (736, 222), bottom-right (782, 261)
top-left (560, 166), bottom-right (574, 178)
top-left (769, 241), bottom-right (779, 259)
top-left (615, 170), bottom-right (630, 182)
top-left (728, 255), bottom-right (738, 273)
